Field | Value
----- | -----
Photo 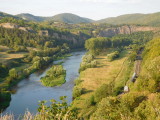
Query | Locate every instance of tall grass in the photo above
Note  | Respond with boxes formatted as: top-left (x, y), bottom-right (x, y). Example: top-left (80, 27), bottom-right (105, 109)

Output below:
top-left (0, 111), bottom-right (34, 120)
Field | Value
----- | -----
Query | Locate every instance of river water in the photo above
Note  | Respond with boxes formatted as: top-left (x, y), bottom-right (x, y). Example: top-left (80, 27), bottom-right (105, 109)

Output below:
top-left (3, 51), bottom-right (85, 116)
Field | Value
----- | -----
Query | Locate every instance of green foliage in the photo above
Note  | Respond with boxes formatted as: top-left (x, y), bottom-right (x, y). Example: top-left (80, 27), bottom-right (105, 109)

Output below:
top-left (97, 12), bottom-right (160, 26)
top-left (72, 87), bottom-right (83, 99)
top-left (0, 91), bottom-right (11, 111)
top-left (36, 96), bottom-right (78, 120)
top-left (85, 95), bottom-right (95, 107)
top-left (9, 68), bottom-right (18, 80)
top-left (134, 93), bottom-right (160, 120)
top-left (91, 92), bottom-right (148, 120)
top-left (107, 51), bottom-right (120, 61)
top-left (41, 65), bottom-right (66, 87)
top-left (0, 64), bottom-right (8, 78)
top-left (94, 84), bottom-right (113, 103)
top-left (85, 37), bottom-right (112, 55)
top-left (74, 78), bottom-right (83, 85)
top-left (79, 54), bottom-right (97, 72)
top-left (134, 38), bottom-right (160, 92)
top-left (48, 13), bottom-right (94, 24)
top-left (91, 97), bottom-right (120, 120)
top-left (85, 32), bottom-right (153, 56)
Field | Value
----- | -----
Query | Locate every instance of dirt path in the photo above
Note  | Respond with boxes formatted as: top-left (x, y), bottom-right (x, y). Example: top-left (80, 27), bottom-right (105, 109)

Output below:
top-left (135, 60), bottom-right (142, 75)
top-left (134, 48), bottom-right (143, 75)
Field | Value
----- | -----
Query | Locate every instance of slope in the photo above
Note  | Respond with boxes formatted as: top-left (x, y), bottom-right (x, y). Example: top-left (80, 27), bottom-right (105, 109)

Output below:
top-left (97, 12), bottom-right (160, 26)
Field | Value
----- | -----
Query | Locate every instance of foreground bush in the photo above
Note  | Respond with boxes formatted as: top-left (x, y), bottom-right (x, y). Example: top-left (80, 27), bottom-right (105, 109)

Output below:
top-left (0, 96), bottom-right (79, 120)
top-left (94, 84), bottom-right (113, 103)
top-left (36, 96), bottom-right (78, 120)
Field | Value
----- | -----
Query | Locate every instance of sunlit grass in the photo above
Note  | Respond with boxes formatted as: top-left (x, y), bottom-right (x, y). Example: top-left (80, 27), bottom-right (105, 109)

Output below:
top-left (72, 50), bottom-right (129, 117)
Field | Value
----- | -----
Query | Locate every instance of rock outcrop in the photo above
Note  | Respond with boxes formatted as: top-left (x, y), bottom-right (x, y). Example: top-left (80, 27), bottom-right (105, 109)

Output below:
top-left (0, 23), bottom-right (34, 32)
top-left (0, 23), bottom-right (19, 29)
top-left (97, 25), bottom-right (159, 37)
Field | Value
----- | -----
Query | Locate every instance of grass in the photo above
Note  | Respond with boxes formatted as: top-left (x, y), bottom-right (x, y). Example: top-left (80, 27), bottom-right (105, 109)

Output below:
top-left (72, 49), bottom-right (130, 117)
top-left (0, 111), bottom-right (34, 120)
top-left (14, 63), bottom-right (31, 71)
top-left (0, 45), bottom-right (28, 63)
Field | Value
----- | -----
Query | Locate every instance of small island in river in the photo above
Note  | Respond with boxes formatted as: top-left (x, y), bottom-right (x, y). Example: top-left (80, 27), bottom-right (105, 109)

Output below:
top-left (40, 65), bottom-right (66, 87)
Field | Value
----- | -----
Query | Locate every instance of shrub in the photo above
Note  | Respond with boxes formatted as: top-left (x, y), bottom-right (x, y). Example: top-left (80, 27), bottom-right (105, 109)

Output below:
top-left (74, 78), bottom-right (82, 85)
top-left (40, 65), bottom-right (66, 87)
top-left (94, 84), bottom-right (113, 103)
top-left (107, 51), bottom-right (120, 61)
top-left (72, 87), bottom-right (83, 99)
top-left (79, 54), bottom-right (97, 72)
top-left (85, 95), bottom-right (96, 107)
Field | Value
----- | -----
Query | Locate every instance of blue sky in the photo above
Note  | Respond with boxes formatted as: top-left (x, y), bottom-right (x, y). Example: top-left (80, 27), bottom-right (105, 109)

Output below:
top-left (0, 0), bottom-right (160, 20)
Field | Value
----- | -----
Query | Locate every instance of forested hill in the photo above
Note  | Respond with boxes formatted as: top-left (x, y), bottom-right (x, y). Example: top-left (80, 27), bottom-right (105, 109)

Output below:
top-left (16, 13), bottom-right (48, 22)
top-left (0, 11), bottom-right (20, 19)
top-left (17, 13), bottom-right (94, 24)
top-left (48, 13), bottom-right (94, 24)
top-left (97, 12), bottom-right (160, 26)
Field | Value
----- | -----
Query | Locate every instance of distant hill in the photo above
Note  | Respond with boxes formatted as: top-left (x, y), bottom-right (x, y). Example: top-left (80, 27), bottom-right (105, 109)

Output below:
top-left (17, 13), bottom-right (94, 24)
top-left (16, 13), bottom-right (48, 22)
top-left (48, 13), bottom-right (94, 24)
top-left (0, 11), bottom-right (20, 19)
top-left (97, 12), bottom-right (160, 26)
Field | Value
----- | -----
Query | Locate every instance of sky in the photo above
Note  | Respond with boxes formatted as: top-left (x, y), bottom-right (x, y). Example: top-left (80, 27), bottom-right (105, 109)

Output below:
top-left (0, 0), bottom-right (160, 20)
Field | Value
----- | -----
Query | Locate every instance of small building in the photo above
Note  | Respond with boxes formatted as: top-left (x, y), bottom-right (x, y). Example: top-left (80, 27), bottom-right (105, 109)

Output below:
top-left (124, 86), bottom-right (129, 92)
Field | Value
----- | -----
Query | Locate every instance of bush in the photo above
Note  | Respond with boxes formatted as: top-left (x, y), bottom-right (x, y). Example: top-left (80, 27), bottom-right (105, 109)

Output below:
top-left (40, 65), bottom-right (66, 87)
top-left (36, 96), bottom-right (78, 120)
top-left (72, 87), bottom-right (83, 99)
top-left (107, 51), bottom-right (120, 61)
top-left (79, 54), bottom-right (97, 72)
top-left (94, 84), bottom-right (113, 103)
top-left (85, 95), bottom-right (96, 107)
top-left (0, 91), bottom-right (11, 111)
top-left (74, 78), bottom-right (82, 85)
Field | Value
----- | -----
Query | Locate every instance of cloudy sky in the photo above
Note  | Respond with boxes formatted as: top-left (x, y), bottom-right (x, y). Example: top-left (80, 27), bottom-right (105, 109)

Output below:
top-left (0, 0), bottom-right (160, 20)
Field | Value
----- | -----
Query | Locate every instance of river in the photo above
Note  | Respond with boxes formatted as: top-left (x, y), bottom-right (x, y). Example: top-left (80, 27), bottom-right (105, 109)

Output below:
top-left (3, 51), bottom-right (85, 116)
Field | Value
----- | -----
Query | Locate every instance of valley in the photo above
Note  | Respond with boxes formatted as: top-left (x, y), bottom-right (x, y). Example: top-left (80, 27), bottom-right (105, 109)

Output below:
top-left (0, 10), bottom-right (160, 120)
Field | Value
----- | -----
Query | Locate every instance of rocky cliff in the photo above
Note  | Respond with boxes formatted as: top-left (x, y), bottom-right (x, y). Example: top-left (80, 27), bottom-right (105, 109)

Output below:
top-left (0, 23), bottom-right (34, 32)
top-left (97, 25), bottom-right (159, 37)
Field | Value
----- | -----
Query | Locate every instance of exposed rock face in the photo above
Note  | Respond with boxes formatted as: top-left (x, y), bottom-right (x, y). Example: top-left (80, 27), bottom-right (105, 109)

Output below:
top-left (0, 23), bottom-right (34, 32)
top-left (0, 23), bottom-right (19, 29)
top-left (97, 25), bottom-right (159, 37)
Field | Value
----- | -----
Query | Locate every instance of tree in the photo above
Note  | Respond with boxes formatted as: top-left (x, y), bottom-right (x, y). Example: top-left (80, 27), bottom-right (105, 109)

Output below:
top-left (94, 84), bottom-right (113, 103)
top-left (9, 68), bottom-right (18, 79)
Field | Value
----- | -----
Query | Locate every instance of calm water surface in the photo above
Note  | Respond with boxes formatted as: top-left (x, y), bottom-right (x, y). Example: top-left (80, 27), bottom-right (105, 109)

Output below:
top-left (3, 51), bottom-right (85, 116)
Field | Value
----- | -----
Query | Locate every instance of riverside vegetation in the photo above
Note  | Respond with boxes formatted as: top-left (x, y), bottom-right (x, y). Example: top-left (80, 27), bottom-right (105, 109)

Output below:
top-left (0, 11), bottom-right (160, 120)
top-left (40, 65), bottom-right (66, 87)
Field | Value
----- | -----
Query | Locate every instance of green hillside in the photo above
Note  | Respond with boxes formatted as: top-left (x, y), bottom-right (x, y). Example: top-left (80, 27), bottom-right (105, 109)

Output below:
top-left (49, 13), bottom-right (94, 24)
top-left (16, 13), bottom-right (94, 24)
top-left (16, 13), bottom-right (48, 22)
top-left (0, 11), bottom-right (20, 19)
top-left (97, 12), bottom-right (160, 26)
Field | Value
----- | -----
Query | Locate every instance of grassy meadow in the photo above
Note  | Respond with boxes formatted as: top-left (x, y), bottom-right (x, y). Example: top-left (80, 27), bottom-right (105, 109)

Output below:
top-left (72, 49), bottom-right (134, 117)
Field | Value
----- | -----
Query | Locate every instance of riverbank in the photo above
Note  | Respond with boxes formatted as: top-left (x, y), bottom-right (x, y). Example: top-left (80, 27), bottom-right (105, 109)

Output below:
top-left (2, 51), bottom-right (85, 115)
top-left (72, 49), bottom-right (134, 118)
top-left (0, 51), bottom-right (73, 112)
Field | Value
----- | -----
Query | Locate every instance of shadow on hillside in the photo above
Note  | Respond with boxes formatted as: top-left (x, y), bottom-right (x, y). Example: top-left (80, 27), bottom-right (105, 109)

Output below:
top-left (82, 88), bottom-right (93, 94)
